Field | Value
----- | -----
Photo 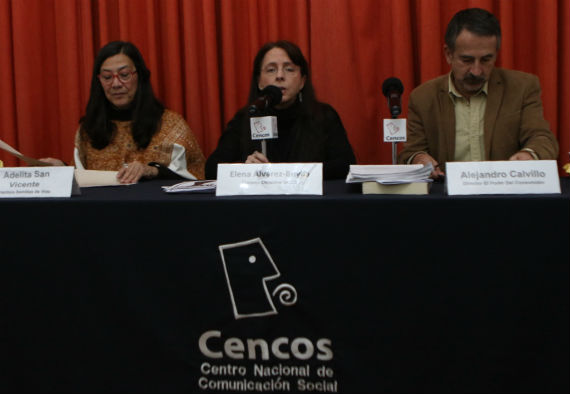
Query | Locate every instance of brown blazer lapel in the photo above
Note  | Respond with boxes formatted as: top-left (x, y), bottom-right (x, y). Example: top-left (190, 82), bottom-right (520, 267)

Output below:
top-left (484, 69), bottom-right (504, 160)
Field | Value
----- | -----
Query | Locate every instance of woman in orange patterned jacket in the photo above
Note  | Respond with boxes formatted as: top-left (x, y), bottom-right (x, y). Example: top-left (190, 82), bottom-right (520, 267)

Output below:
top-left (43, 41), bottom-right (205, 183)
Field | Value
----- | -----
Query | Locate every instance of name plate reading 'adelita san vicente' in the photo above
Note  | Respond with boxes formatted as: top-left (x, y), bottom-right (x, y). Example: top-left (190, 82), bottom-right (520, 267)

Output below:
top-left (445, 160), bottom-right (560, 195)
top-left (0, 167), bottom-right (76, 198)
top-left (216, 163), bottom-right (323, 196)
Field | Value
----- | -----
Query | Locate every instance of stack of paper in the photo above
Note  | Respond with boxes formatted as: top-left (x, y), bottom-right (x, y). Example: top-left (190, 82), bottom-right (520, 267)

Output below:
top-left (346, 163), bottom-right (433, 184)
top-left (346, 164), bottom-right (434, 195)
top-left (162, 180), bottom-right (217, 193)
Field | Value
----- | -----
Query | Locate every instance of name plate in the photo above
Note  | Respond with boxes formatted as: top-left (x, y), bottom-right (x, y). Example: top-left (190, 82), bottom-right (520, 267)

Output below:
top-left (446, 160), bottom-right (560, 195)
top-left (216, 163), bottom-right (323, 196)
top-left (0, 167), bottom-right (76, 198)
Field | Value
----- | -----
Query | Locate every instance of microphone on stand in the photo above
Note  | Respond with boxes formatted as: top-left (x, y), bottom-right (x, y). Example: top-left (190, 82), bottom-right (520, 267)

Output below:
top-left (381, 77), bottom-right (405, 164)
top-left (248, 85), bottom-right (283, 115)
top-left (249, 86), bottom-right (282, 157)
top-left (382, 77), bottom-right (404, 118)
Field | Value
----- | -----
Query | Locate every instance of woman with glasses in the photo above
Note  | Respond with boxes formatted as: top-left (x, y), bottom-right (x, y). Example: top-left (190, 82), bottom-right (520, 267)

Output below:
top-left (43, 41), bottom-right (205, 183)
top-left (205, 40), bottom-right (355, 180)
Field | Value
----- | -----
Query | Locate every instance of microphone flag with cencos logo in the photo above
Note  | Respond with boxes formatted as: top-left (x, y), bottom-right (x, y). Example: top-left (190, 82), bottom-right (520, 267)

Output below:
top-left (249, 86), bottom-right (282, 154)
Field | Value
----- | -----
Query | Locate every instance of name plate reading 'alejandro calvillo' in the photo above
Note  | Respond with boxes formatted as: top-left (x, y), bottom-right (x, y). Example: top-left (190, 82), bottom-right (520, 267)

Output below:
top-left (216, 163), bottom-right (323, 196)
top-left (445, 160), bottom-right (560, 195)
top-left (0, 167), bottom-right (76, 198)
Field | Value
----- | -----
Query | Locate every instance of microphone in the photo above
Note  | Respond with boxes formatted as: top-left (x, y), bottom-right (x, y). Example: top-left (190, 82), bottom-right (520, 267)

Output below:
top-left (382, 77), bottom-right (404, 118)
top-left (248, 85), bottom-right (283, 115)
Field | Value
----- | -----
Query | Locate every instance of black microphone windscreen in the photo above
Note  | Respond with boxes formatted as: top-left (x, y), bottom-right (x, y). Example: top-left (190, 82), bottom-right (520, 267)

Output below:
top-left (261, 85), bottom-right (283, 105)
top-left (382, 77), bottom-right (404, 97)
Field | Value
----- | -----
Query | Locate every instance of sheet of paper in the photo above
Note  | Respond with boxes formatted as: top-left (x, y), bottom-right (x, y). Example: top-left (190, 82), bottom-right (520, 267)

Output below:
top-left (74, 169), bottom-right (123, 187)
top-left (162, 180), bottom-right (217, 193)
top-left (0, 138), bottom-right (50, 166)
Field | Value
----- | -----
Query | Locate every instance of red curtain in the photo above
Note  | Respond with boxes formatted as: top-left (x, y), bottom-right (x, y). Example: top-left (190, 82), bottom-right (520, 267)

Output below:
top-left (1, 0), bottom-right (568, 171)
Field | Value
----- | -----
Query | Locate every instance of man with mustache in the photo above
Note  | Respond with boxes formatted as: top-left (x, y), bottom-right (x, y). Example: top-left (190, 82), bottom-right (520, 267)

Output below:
top-left (398, 8), bottom-right (558, 178)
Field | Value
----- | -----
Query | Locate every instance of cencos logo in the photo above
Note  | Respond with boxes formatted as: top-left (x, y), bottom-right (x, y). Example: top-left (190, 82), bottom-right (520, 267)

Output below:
top-left (197, 238), bottom-right (338, 392)
top-left (219, 237), bottom-right (297, 319)
top-left (199, 331), bottom-right (333, 361)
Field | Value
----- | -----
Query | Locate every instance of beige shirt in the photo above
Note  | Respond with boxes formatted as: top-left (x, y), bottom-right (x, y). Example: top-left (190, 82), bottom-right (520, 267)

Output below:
top-left (448, 73), bottom-right (488, 161)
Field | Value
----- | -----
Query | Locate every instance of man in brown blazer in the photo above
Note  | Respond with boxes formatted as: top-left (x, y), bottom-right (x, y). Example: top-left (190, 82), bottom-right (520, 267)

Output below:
top-left (398, 8), bottom-right (559, 178)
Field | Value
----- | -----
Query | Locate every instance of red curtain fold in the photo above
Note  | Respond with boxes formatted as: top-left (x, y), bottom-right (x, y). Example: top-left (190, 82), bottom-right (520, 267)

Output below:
top-left (0, 0), bottom-right (567, 171)
top-left (0, 0), bottom-right (17, 158)
top-left (560, 0), bottom-right (570, 164)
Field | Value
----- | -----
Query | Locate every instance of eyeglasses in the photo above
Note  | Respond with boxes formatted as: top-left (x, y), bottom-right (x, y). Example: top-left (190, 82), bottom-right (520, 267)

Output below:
top-left (98, 70), bottom-right (137, 85)
top-left (261, 65), bottom-right (300, 75)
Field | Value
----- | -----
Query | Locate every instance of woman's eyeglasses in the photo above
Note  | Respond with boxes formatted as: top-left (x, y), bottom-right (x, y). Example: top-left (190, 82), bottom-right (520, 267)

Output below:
top-left (98, 70), bottom-right (137, 85)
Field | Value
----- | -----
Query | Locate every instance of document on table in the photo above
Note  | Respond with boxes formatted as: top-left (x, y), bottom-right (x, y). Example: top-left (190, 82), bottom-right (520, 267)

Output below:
top-left (74, 170), bottom-right (123, 187)
top-left (0, 138), bottom-right (50, 166)
top-left (162, 180), bottom-right (217, 193)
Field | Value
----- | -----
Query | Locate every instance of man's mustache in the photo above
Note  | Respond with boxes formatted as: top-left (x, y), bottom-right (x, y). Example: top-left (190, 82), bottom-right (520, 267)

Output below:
top-left (464, 74), bottom-right (485, 83)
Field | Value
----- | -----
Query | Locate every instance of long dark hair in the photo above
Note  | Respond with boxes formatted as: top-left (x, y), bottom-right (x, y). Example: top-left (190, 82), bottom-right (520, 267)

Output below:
top-left (81, 41), bottom-right (164, 149)
top-left (248, 40), bottom-right (318, 114)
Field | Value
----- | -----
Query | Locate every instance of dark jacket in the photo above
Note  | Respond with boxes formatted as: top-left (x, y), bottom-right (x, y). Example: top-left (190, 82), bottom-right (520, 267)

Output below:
top-left (206, 101), bottom-right (356, 179)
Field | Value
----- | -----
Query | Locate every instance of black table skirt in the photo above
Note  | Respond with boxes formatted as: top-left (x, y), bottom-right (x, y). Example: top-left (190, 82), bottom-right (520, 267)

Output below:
top-left (1, 179), bottom-right (568, 393)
